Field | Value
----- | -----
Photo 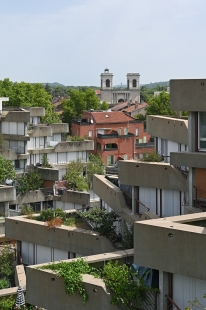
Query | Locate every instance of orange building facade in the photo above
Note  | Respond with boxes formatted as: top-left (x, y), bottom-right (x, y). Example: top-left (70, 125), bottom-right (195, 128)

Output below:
top-left (72, 111), bottom-right (154, 165)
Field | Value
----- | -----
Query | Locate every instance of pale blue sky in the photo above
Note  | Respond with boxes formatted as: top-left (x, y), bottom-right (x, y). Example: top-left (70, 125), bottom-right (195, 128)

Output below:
top-left (0, 0), bottom-right (206, 86)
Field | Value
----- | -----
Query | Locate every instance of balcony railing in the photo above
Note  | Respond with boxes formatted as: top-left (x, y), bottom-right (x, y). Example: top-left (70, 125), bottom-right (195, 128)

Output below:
top-left (122, 190), bottom-right (150, 215)
top-left (195, 187), bottom-right (206, 211)
top-left (165, 295), bottom-right (181, 310)
top-left (40, 187), bottom-right (54, 196)
top-left (162, 156), bottom-right (189, 178)
top-left (135, 142), bottom-right (155, 149)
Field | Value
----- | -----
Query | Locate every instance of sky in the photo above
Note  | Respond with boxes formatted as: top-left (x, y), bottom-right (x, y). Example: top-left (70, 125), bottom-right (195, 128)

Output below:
top-left (0, 0), bottom-right (206, 86)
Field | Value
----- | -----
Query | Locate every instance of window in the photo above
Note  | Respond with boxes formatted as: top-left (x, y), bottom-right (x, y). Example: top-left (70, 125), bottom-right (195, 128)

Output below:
top-left (124, 154), bottom-right (128, 160)
top-left (143, 136), bottom-right (147, 143)
top-left (136, 139), bottom-right (143, 143)
top-left (97, 142), bottom-right (101, 150)
top-left (106, 79), bottom-right (110, 87)
top-left (199, 112), bottom-right (206, 150)
top-left (107, 155), bottom-right (114, 166)
top-left (135, 128), bottom-right (139, 136)
top-left (118, 128), bottom-right (121, 135)
top-left (124, 128), bottom-right (128, 135)
top-left (133, 79), bottom-right (137, 88)
top-left (15, 159), bottom-right (25, 171)
top-left (88, 130), bottom-right (93, 138)
top-left (127, 79), bottom-right (129, 89)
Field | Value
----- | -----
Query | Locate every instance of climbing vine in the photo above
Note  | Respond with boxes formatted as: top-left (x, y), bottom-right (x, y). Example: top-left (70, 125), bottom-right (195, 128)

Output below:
top-left (38, 258), bottom-right (150, 309)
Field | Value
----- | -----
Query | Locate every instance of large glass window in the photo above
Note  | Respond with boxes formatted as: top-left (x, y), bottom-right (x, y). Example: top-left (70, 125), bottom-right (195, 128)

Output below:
top-left (199, 112), bottom-right (206, 150)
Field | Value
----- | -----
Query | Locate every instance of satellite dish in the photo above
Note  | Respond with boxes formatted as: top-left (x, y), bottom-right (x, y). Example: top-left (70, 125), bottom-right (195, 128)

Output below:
top-left (91, 119), bottom-right (93, 123)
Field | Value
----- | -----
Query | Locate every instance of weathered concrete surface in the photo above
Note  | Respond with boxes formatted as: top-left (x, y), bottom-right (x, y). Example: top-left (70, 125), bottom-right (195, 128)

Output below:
top-left (0, 185), bottom-right (16, 202)
top-left (147, 115), bottom-right (188, 145)
top-left (37, 167), bottom-right (59, 181)
top-left (171, 151), bottom-right (206, 168)
top-left (5, 216), bottom-right (116, 255)
top-left (118, 160), bottom-right (187, 191)
top-left (170, 79), bottom-right (206, 111)
top-left (134, 213), bottom-right (206, 281)
top-left (54, 189), bottom-right (90, 205)
top-left (26, 250), bottom-right (133, 310)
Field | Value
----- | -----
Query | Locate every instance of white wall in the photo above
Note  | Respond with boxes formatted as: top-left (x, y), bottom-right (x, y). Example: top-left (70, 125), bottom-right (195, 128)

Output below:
top-left (173, 273), bottom-right (206, 310)
top-left (2, 122), bottom-right (25, 135)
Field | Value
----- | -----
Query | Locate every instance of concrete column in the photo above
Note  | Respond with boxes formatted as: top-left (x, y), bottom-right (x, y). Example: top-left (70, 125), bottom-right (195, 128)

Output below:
top-left (188, 112), bottom-right (196, 208)
top-left (4, 201), bottom-right (9, 217)
top-left (188, 112), bottom-right (196, 152)
top-left (159, 270), bottom-right (169, 310)
top-left (40, 201), bottom-right (43, 211)
top-left (132, 186), bottom-right (137, 214)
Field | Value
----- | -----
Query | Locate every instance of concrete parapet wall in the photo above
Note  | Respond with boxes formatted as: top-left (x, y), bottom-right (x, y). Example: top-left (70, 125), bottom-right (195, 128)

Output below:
top-left (16, 190), bottom-right (46, 204)
top-left (147, 115), bottom-right (188, 145)
top-left (118, 160), bottom-right (187, 191)
top-left (50, 123), bottom-right (69, 133)
top-left (29, 107), bottom-right (45, 117)
top-left (26, 250), bottom-right (133, 310)
top-left (170, 79), bottom-right (206, 111)
top-left (37, 167), bottom-right (59, 181)
top-left (0, 185), bottom-right (16, 202)
top-left (134, 213), bottom-right (206, 281)
top-left (54, 189), bottom-right (90, 205)
top-left (5, 216), bottom-right (116, 255)
top-left (171, 151), bottom-right (206, 168)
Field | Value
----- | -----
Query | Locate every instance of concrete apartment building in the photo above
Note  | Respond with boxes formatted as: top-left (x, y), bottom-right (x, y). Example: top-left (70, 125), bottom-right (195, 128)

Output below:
top-left (16, 79), bottom-right (206, 310)
top-left (0, 103), bottom-right (95, 215)
top-left (100, 68), bottom-right (140, 104)
top-left (72, 110), bottom-right (153, 165)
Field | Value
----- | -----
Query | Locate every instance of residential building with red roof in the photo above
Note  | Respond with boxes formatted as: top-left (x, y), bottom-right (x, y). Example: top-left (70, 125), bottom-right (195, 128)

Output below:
top-left (72, 110), bottom-right (154, 165)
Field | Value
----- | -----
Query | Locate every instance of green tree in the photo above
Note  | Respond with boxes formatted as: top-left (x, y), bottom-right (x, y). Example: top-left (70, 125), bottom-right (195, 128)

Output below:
top-left (0, 246), bottom-right (14, 280)
top-left (62, 88), bottom-right (100, 127)
top-left (0, 155), bottom-right (15, 184)
top-left (63, 159), bottom-right (89, 191)
top-left (100, 100), bottom-right (109, 110)
top-left (0, 79), bottom-right (61, 124)
top-left (86, 154), bottom-right (104, 188)
top-left (16, 170), bottom-right (43, 194)
top-left (146, 91), bottom-right (174, 116)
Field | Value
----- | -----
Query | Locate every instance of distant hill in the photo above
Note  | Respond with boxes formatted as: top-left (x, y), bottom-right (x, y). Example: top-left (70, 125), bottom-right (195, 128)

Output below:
top-left (42, 82), bottom-right (66, 88)
top-left (141, 81), bottom-right (169, 88)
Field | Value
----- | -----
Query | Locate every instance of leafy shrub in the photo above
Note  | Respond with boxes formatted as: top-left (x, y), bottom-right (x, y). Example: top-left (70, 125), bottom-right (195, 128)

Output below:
top-left (20, 204), bottom-right (34, 216)
top-left (39, 259), bottom-right (149, 308)
top-left (0, 295), bottom-right (15, 309)
top-left (35, 208), bottom-right (66, 222)
top-left (16, 170), bottom-right (43, 194)
top-left (0, 247), bottom-right (14, 279)
top-left (0, 278), bottom-right (10, 289)
top-left (140, 151), bottom-right (162, 162)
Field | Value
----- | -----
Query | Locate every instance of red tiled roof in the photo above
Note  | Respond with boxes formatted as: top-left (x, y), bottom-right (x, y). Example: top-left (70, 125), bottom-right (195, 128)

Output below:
top-left (123, 102), bottom-right (148, 113)
top-left (111, 102), bottom-right (128, 111)
top-left (90, 111), bottom-right (134, 124)
top-left (95, 90), bottom-right (101, 95)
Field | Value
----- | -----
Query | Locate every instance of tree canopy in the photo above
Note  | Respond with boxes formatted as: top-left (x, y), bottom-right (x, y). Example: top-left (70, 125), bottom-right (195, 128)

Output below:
top-left (145, 91), bottom-right (174, 116)
top-left (0, 155), bottom-right (15, 184)
top-left (61, 88), bottom-right (107, 127)
top-left (0, 78), bottom-right (61, 124)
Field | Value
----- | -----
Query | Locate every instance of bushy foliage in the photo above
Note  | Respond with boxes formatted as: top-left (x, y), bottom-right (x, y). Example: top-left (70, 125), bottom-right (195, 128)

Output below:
top-left (78, 207), bottom-right (119, 238)
top-left (63, 159), bottom-right (89, 191)
top-left (86, 154), bottom-right (104, 189)
top-left (39, 259), bottom-right (149, 309)
top-left (0, 246), bottom-right (14, 280)
top-left (0, 277), bottom-right (10, 289)
top-left (35, 208), bottom-right (66, 222)
top-left (140, 151), bottom-right (162, 162)
top-left (69, 135), bottom-right (84, 141)
top-left (0, 155), bottom-right (15, 184)
top-left (0, 78), bottom-right (61, 124)
top-left (16, 170), bottom-right (43, 194)
top-left (20, 204), bottom-right (34, 216)
top-left (146, 91), bottom-right (173, 116)
top-left (62, 88), bottom-right (101, 126)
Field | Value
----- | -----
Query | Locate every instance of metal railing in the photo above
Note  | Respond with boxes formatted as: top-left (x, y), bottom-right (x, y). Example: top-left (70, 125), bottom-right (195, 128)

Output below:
top-left (195, 187), bottom-right (206, 211)
top-left (162, 155), bottom-right (170, 163)
top-left (165, 295), bottom-right (181, 310)
top-left (175, 165), bottom-right (189, 179)
top-left (122, 190), bottom-right (150, 215)
top-left (141, 289), bottom-right (158, 310)
top-left (40, 187), bottom-right (54, 196)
